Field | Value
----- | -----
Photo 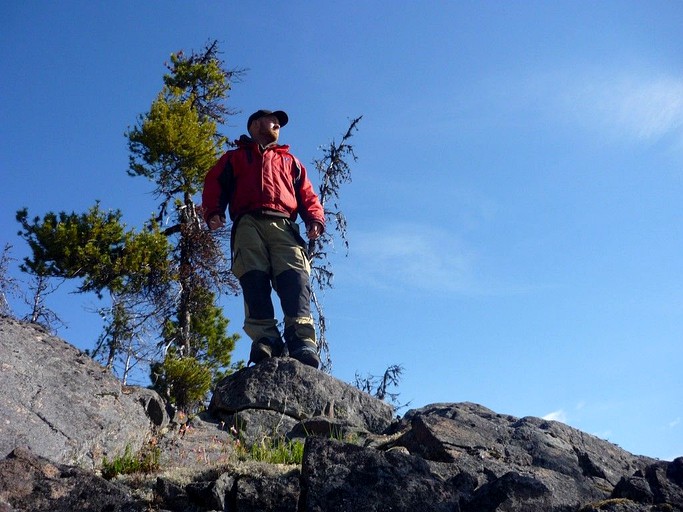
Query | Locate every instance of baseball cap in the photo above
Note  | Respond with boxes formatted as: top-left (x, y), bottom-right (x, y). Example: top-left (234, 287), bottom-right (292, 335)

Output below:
top-left (247, 109), bottom-right (289, 130)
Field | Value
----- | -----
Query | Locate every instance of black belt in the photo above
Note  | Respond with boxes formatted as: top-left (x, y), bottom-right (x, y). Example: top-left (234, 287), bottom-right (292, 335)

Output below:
top-left (247, 209), bottom-right (290, 220)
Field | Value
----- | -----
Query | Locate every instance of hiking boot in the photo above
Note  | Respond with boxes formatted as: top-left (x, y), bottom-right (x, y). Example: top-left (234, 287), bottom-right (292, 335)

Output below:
top-left (286, 338), bottom-right (320, 369)
top-left (248, 337), bottom-right (285, 365)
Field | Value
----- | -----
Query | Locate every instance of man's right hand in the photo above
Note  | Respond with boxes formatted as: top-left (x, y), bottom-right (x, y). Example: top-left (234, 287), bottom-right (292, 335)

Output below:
top-left (208, 215), bottom-right (226, 230)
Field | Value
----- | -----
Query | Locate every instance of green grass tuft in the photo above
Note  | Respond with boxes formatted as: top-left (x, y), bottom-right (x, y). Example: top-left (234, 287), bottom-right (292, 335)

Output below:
top-left (101, 443), bottom-right (160, 479)
top-left (236, 437), bottom-right (305, 465)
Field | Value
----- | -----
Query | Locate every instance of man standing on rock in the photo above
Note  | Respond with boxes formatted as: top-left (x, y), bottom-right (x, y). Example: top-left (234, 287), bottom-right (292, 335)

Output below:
top-left (202, 109), bottom-right (325, 369)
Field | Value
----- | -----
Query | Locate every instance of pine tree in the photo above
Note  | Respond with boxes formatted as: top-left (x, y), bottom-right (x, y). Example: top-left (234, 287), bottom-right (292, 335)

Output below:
top-left (125, 41), bottom-right (242, 400)
top-left (16, 204), bottom-right (171, 370)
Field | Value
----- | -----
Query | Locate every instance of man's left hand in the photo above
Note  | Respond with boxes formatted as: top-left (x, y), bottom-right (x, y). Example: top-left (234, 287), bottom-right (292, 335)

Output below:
top-left (307, 222), bottom-right (323, 240)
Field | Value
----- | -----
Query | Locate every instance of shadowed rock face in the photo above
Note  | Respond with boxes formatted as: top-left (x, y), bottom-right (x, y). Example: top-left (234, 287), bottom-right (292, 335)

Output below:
top-left (300, 436), bottom-right (462, 512)
top-left (1, 315), bottom-right (681, 511)
top-left (0, 316), bottom-right (166, 469)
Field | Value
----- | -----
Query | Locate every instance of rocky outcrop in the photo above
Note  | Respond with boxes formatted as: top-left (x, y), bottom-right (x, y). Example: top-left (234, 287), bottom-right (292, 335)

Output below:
top-left (155, 373), bottom-right (683, 512)
top-left (208, 356), bottom-right (394, 444)
top-left (297, 403), bottom-right (680, 512)
top-left (0, 316), bottom-right (167, 469)
top-left (386, 403), bottom-right (655, 509)
top-left (0, 315), bottom-right (681, 511)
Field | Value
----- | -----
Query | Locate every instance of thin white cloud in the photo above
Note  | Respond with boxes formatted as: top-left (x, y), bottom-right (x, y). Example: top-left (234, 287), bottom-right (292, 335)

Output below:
top-left (341, 220), bottom-right (542, 296)
top-left (349, 222), bottom-right (475, 294)
top-left (668, 417), bottom-right (681, 429)
top-left (561, 74), bottom-right (683, 143)
top-left (543, 409), bottom-right (568, 423)
top-left (481, 68), bottom-right (683, 149)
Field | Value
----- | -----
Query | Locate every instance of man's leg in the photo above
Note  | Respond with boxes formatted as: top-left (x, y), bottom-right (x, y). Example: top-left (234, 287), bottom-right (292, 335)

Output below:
top-left (276, 268), bottom-right (319, 368)
top-left (239, 269), bottom-right (283, 354)
top-left (269, 219), bottom-right (320, 368)
top-left (232, 216), bottom-right (283, 363)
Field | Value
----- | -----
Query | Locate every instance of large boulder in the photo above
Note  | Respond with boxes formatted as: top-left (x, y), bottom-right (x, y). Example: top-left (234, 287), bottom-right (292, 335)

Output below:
top-left (0, 317), bottom-right (166, 468)
top-left (209, 357), bottom-right (394, 444)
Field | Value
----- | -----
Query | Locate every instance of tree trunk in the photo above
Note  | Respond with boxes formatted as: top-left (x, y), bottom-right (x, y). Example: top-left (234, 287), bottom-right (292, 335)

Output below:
top-left (176, 197), bottom-right (194, 357)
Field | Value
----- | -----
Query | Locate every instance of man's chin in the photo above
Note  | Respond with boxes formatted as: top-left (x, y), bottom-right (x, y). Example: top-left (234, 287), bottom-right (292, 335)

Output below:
top-left (254, 130), bottom-right (279, 146)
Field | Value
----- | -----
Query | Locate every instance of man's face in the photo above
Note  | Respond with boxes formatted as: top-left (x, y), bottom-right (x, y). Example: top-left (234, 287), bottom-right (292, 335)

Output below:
top-left (250, 114), bottom-right (280, 145)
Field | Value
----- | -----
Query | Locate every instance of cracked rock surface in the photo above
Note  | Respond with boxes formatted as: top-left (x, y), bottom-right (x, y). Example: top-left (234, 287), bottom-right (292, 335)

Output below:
top-left (0, 316), bottom-right (165, 469)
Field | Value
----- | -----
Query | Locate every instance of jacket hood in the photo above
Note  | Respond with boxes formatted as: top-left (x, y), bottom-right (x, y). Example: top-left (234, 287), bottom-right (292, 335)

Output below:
top-left (236, 134), bottom-right (289, 152)
top-left (236, 134), bottom-right (253, 146)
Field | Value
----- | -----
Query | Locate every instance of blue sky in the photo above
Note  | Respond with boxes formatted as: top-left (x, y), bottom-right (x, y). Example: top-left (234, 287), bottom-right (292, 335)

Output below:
top-left (1, 2), bottom-right (681, 461)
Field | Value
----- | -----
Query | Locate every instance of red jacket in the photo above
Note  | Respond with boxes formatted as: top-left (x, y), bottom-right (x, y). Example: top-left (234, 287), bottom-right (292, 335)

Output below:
top-left (202, 136), bottom-right (325, 229)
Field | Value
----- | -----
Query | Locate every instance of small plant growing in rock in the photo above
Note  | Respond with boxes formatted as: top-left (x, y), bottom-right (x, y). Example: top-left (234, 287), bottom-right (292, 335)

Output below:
top-left (235, 437), bottom-right (305, 466)
top-left (150, 353), bottom-right (212, 413)
top-left (101, 443), bottom-right (160, 479)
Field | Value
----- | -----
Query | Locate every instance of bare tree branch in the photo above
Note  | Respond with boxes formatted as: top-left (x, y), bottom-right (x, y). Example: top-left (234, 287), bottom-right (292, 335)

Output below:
top-left (307, 116), bottom-right (362, 372)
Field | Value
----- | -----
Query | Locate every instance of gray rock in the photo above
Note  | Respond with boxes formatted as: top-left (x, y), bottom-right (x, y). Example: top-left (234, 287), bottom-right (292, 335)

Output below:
top-left (613, 475), bottom-right (656, 503)
top-left (612, 458), bottom-right (683, 510)
top-left (185, 474), bottom-right (237, 512)
top-left (236, 472), bottom-right (300, 512)
top-left (391, 402), bottom-right (660, 511)
top-left (300, 436), bottom-right (462, 512)
top-left (156, 477), bottom-right (194, 511)
top-left (209, 357), bottom-right (394, 442)
top-left (229, 408), bottom-right (298, 445)
top-left (288, 416), bottom-right (367, 441)
top-left (212, 473), bottom-right (236, 511)
top-left (0, 316), bottom-right (161, 468)
top-left (128, 386), bottom-right (170, 428)
top-left (579, 500), bottom-right (664, 512)
top-left (463, 471), bottom-right (554, 512)
top-left (0, 447), bottom-right (144, 512)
